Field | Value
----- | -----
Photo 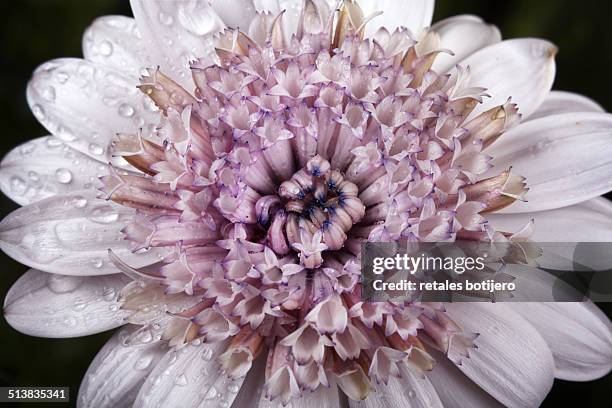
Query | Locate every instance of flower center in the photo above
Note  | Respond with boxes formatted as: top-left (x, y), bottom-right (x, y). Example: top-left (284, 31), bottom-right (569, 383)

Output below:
top-left (262, 155), bottom-right (365, 267)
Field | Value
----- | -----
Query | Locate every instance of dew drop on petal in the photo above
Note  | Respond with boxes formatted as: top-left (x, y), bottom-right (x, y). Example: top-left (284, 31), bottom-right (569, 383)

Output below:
top-left (10, 176), bottom-right (27, 195)
top-left (89, 206), bottom-right (120, 224)
top-left (41, 86), bottom-right (56, 102)
top-left (45, 137), bottom-right (63, 148)
top-left (56, 126), bottom-right (77, 142)
top-left (203, 386), bottom-right (218, 400)
top-left (118, 103), bottom-right (135, 117)
top-left (98, 41), bottom-right (113, 56)
top-left (47, 274), bottom-right (82, 293)
top-left (28, 171), bottom-right (40, 182)
top-left (88, 143), bottom-right (104, 156)
top-left (31, 104), bottom-right (46, 120)
top-left (55, 168), bottom-right (73, 184)
top-left (174, 374), bottom-right (188, 387)
top-left (158, 11), bottom-right (174, 26)
top-left (134, 355), bottom-right (154, 371)
top-left (56, 71), bottom-right (69, 84)
top-left (73, 298), bottom-right (87, 311)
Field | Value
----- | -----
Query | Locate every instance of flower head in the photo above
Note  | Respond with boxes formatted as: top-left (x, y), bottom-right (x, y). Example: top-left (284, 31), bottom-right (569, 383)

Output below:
top-left (2, 1), bottom-right (612, 407)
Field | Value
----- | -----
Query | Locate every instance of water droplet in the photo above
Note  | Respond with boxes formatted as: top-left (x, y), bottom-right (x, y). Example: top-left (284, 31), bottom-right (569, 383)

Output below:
top-left (56, 71), bottom-right (69, 84)
top-left (71, 195), bottom-right (88, 208)
top-left (32, 104), bottom-right (46, 120)
top-left (45, 137), bottom-right (63, 148)
top-left (177, 3), bottom-right (219, 36)
top-left (174, 374), bottom-right (188, 387)
top-left (158, 11), bottom-right (174, 26)
top-left (55, 168), bottom-right (73, 184)
top-left (201, 348), bottom-right (213, 361)
top-left (228, 384), bottom-right (240, 393)
top-left (203, 386), bottom-right (218, 400)
top-left (89, 205), bottom-right (119, 224)
top-left (109, 304), bottom-right (119, 311)
top-left (135, 329), bottom-right (153, 344)
top-left (64, 317), bottom-right (78, 327)
top-left (20, 143), bottom-right (36, 155)
top-left (73, 298), bottom-right (87, 311)
top-left (134, 355), bottom-right (154, 370)
top-left (88, 143), bottom-right (104, 156)
top-left (407, 390), bottom-right (415, 398)
top-left (91, 258), bottom-right (104, 269)
top-left (56, 126), bottom-right (77, 142)
top-left (47, 274), bottom-right (82, 293)
top-left (10, 176), bottom-right (27, 195)
top-left (102, 286), bottom-right (115, 301)
top-left (41, 86), bottom-right (56, 101)
top-left (28, 171), bottom-right (40, 182)
top-left (98, 40), bottom-right (113, 56)
top-left (118, 103), bottom-right (135, 117)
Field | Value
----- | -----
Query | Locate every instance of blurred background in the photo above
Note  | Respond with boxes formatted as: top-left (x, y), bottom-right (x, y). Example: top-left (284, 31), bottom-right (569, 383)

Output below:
top-left (0, 0), bottom-right (611, 407)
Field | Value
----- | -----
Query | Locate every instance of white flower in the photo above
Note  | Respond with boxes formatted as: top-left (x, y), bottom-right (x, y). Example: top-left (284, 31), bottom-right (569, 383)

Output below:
top-left (1, 1), bottom-right (611, 407)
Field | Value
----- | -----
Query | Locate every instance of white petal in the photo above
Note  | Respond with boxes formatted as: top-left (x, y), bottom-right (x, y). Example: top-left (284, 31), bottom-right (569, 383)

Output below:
top-left (510, 302), bottom-right (612, 381)
top-left (210, 0), bottom-right (257, 30)
top-left (350, 362), bottom-right (442, 408)
top-left (27, 58), bottom-right (158, 163)
top-left (460, 39), bottom-right (556, 118)
top-left (445, 303), bottom-right (555, 408)
top-left (0, 191), bottom-right (164, 276)
top-left (0, 137), bottom-right (111, 206)
top-left (259, 380), bottom-right (340, 408)
top-left (360, 0), bottom-right (435, 38)
top-left (129, 0), bottom-right (225, 90)
top-left (82, 16), bottom-right (153, 79)
top-left (488, 197), bottom-right (612, 241)
top-left (427, 351), bottom-right (504, 408)
top-left (133, 341), bottom-right (247, 408)
top-left (487, 198), bottom-right (612, 271)
top-left (431, 15), bottom-right (501, 74)
top-left (77, 325), bottom-right (167, 408)
top-left (527, 90), bottom-right (604, 121)
top-left (3, 269), bottom-right (129, 338)
top-left (486, 112), bottom-right (612, 212)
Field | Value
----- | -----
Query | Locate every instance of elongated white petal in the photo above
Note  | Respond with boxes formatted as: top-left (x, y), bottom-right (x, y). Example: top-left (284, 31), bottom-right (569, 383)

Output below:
top-left (527, 90), bottom-right (604, 121)
top-left (133, 341), bottom-right (247, 408)
top-left (487, 197), bottom-right (612, 242)
top-left (486, 112), bottom-right (612, 212)
top-left (487, 198), bottom-right (612, 271)
top-left (350, 362), bottom-right (442, 408)
top-left (210, 0), bottom-right (257, 30)
top-left (360, 0), bottom-right (435, 38)
top-left (77, 325), bottom-right (167, 408)
top-left (0, 191), bottom-right (164, 276)
top-left (510, 302), bottom-right (612, 381)
top-left (0, 137), bottom-right (110, 206)
top-left (3, 269), bottom-right (129, 338)
top-left (259, 380), bottom-right (340, 408)
top-left (445, 303), bottom-right (555, 408)
top-left (27, 58), bottom-right (158, 163)
top-left (82, 15), bottom-right (153, 79)
top-left (427, 351), bottom-right (504, 408)
top-left (461, 39), bottom-right (556, 118)
top-left (129, 0), bottom-right (225, 90)
top-left (431, 15), bottom-right (501, 74)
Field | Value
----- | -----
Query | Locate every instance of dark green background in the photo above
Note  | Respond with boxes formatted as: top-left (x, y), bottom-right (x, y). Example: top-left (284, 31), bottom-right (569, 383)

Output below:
top-left (0, 1), bottom-right (611, 407)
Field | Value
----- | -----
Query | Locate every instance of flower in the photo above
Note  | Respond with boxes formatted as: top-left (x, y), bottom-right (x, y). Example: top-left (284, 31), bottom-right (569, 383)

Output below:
top-left (2, 0), bottom-right (611, 407)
